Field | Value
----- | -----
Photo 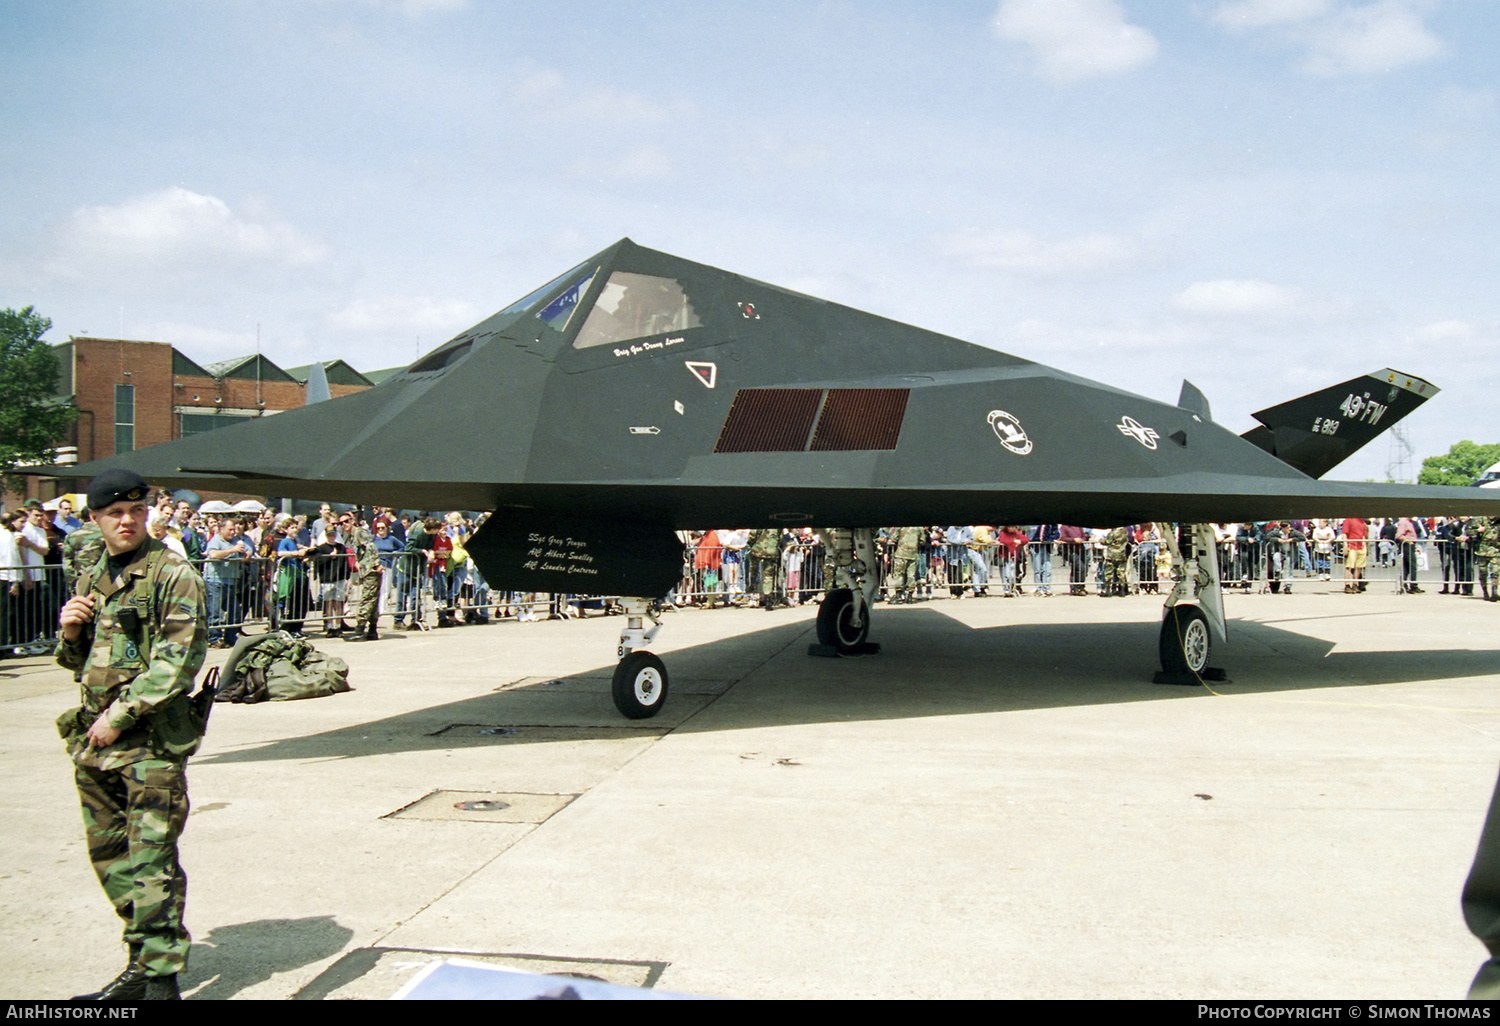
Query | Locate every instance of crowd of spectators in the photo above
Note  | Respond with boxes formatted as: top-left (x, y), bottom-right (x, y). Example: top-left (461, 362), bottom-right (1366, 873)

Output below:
top-left (2, 499), bottom-right (1494, 657)
top-left (676, 518), bottom-right (1500, 605)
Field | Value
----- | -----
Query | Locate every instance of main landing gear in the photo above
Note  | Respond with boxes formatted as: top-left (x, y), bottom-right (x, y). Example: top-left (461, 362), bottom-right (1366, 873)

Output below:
top-left (604, 522), bottom-right (1227, 715)
top-left (809, 528), bottom-right (881, 657)
top-left (1155, 522), bottom-right (1228, 685)
top-left (611, 598), bottom-right (667, 718)
top-left (817, 588), bottom-right (870, 653)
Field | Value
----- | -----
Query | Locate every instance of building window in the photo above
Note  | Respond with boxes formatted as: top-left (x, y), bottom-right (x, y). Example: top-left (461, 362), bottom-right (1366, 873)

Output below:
top-left (180, 412), bottom-right (238, 437)
top-left (114, 384), bottom-right (135, 453)
top-left (176, 408), bottom-right (269, 438)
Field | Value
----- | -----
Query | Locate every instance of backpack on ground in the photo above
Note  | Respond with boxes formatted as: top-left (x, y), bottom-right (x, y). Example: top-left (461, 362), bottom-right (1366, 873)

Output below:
top-left (215, 632), bottom-right (353, 704)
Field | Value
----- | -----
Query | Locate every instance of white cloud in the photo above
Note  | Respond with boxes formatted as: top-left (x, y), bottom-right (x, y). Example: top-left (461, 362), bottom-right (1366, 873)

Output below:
top-left (319, 0), bottom-right (467, 18)
top-left (387, 0), bottom-right (466, 15)
top-left (1006, 316), bottom-right (1205, 353)
top-left (992, 0), bottom-right (1159, 82)
top-left (1172, 278), bottom-right (1360, 319)
top-left (513, 69), bottom-right (689, 127)
top-left (568, 145), bottom-right (675, 182)
top-left (1408, 319), bottom-right (1500, 347)
top-left (1213, 0), bottom-right (1330, 29)
top-left (327, 295), bottom-right (482, 336)
top-left (46, 187), bottom-right (328, 281)
top-left (1212, 0), bottom-right (1442, 76)
top-left (1174, 278), bottom-right (1302, 315)
top-left (937, 228), bottom-right (1137, 275)
top-left (1305, 1), bottom-right (1442, 75)
top-left (132, 321), bottom-right (262, 356)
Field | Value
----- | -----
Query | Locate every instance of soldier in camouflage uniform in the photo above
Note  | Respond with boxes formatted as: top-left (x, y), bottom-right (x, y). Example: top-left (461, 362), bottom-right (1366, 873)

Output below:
top-left (345, 512), bottom-right (383, 640)
top-left (55, 470), bottom-right (208, 1002)
top-left (1473, 516), bottom-right (1499, 603)
top-left (746, 527), bottom-right (783, 609)
top-left (62, 518), bottom-right (105, 597)
top-left (1103, 526), bottom-right (1132, 597)
top-left (887, 526), bottom-right (923, 603)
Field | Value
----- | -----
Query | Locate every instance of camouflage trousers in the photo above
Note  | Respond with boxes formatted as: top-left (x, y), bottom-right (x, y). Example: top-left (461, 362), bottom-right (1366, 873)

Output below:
top-left (354, 569), bottom-right (382, 632)
top-left (1479, 557), bottom-right (1500, 596)
top-left (749, 557), bottom-right (778, 598)
top-left (74, 757), bottom-right (191, 976)
top-left (1105, 557), bottom-right (1130, 595)
top-left (888, 556), bottom-right (918, 596)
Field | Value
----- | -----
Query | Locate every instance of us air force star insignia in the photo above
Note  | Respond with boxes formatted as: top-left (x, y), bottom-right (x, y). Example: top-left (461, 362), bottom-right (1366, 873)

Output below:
top-left (1117, 415), bottom-right (1159, 450)
top-left (987, 410), bottom-right (1032, 455)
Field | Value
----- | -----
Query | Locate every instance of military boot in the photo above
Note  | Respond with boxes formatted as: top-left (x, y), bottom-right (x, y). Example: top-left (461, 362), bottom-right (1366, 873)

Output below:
top-left (74, 955), bottom-right (146, 1001)
top-left (142, 974), bottom-right (181, 1000)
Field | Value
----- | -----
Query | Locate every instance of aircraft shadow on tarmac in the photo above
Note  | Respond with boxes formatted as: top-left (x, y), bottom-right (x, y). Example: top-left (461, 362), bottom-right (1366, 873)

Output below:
top-left (198, 607), bottom-right (1500, 765)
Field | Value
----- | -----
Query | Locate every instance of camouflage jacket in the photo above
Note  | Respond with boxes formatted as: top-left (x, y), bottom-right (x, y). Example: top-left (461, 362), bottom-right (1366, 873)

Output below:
top-left (350, 526), bottom-right (381, 575)
top-left (55, 538), bottom-right (208, 770)
top-left (747, 528), bottom-right (781, 560)
top-left (1106, 527), bottom-right (1132, 561)
top-left (1474, 518), bottom-right (1500, 561)
top-left (892, 526), bottom-right (923, 559)
top-left (60, 521), bottom-right (105, 595)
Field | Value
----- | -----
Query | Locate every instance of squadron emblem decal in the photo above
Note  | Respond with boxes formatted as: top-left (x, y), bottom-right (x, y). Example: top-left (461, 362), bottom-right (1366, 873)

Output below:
top-left (987, 410), bottom-right (1032, 455)
top-left (1117, 415), bottom-right (1159, 450)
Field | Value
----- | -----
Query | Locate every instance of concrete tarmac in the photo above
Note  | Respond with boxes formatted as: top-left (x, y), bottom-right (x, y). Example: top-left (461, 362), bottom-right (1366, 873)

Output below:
top-left (4, 588), bottom-right (1499, 999)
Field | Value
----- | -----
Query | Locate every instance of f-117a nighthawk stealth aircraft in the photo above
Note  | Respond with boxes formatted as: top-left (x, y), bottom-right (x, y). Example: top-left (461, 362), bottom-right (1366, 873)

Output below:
top-left (66, 238), bottom-right (1500, 717)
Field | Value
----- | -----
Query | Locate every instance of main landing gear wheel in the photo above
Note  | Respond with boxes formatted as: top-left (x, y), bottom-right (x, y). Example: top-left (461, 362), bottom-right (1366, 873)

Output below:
top-left (612, 651), bottom-right (668, 719)
top-left (816, 588), bottom-right (870, 654)
top-left (1159, 605), bottom-right (1211, 677)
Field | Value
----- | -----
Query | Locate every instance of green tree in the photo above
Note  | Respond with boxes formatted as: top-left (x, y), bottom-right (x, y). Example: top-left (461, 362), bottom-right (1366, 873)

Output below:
top-left (1418, 440), bottom-right (1500, 487)
top-left (0, 307), bottom-right (77, 482)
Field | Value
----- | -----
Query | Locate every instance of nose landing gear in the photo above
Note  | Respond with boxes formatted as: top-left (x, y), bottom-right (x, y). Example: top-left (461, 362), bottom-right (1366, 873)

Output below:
top-left (611, 598), bottom-right (668, 718)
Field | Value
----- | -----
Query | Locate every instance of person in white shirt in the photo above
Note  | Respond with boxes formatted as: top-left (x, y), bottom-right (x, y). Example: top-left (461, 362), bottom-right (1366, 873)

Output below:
top-left (147, 516), bottom-right (188, 559)
top-left (18, 502), bottom-right (48, 582)
top-left (0, 509), bottom-right (26, 649)
top-left (11, 504), bottom-right (50, 643)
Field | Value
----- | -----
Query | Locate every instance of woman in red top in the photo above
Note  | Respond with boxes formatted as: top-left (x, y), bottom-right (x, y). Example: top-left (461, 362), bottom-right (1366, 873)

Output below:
top-left (996, 526), bottom-right (1027, 597)
top-left (693, 529), bottom-right (723, 606)
top-left (429, 522), bottom-right (455, 624)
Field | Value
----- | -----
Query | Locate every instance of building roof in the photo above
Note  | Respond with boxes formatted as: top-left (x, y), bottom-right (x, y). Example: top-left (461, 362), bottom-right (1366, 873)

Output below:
top-left (363, 366), bottom-right (405, 385)
top-left (284, 359), bottom-right (374, 388)
top-left (201, 354), bottom-right (298, 383)
top-left (172, 350), bottom-right (213, 378)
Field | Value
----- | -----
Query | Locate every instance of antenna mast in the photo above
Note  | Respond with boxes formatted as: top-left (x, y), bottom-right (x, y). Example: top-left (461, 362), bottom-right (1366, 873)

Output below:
top-left (1386, 424), bottom-right (1414, 483)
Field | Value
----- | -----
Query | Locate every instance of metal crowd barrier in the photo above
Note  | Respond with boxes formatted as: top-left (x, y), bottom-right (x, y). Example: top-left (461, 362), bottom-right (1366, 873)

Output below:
top-left (1230, 536), bottom-right (1460, 595)
top-left (1, 560), bottom-right (65, 656)
top-left (1, 529), bottom-right (1483, 657)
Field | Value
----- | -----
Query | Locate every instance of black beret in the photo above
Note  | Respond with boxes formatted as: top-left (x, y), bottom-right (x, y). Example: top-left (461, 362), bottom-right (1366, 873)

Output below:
top-left (87, 469), bottom-right (150, 511)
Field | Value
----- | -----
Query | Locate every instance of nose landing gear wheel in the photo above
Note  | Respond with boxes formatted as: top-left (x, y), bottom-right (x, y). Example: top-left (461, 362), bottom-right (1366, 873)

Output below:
top-left (612, 651), bottom-right (669, 719)
top-left (1159, 605), bottom-right (1211, 677)
top-left (816, 588), bottom-right (870, 654)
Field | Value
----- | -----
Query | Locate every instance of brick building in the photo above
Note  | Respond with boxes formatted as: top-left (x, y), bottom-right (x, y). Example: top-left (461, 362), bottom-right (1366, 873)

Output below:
top-left (22, 336), bottom-right (381, 503)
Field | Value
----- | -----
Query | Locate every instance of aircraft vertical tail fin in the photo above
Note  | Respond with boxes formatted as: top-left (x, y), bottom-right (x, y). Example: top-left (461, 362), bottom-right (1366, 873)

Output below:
top-left (1177, 379), bottom-right (1212, 422)
top-left (1240, 368), bottom-right (1437, 479)
top-left (305, 361), bottom-right (331, 404)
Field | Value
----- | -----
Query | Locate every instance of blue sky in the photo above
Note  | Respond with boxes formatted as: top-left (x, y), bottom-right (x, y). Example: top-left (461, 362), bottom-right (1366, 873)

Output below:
top-left (2, 0), bottom-right (1496, 480)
